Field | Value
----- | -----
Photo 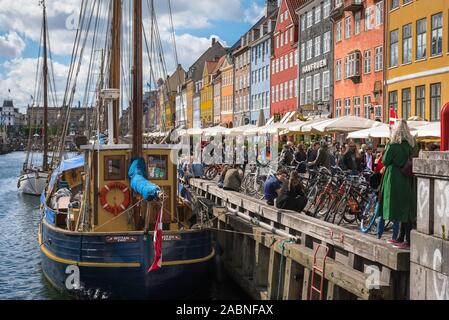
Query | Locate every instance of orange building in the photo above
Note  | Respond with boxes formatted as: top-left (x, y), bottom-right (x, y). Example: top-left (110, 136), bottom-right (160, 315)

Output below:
top-left (333, 0), bottom-right (385, 120)
top-left (220, 54), bottom-right (235, 127)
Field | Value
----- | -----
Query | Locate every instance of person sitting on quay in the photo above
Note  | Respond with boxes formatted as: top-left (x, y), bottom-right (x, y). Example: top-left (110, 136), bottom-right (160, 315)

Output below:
top-left (275, 171), bottom-right (308, 213)
top-left (222, 165), bottom-right (243, 192)
top-left (279, 142), bottom-right (294, 166)
top-left (294, 143), bottom-right (307, 173)
top-left (263, 169), bottom-right (289, 206)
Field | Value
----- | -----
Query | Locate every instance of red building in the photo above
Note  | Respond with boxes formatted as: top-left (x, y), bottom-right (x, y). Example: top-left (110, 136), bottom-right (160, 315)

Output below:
top-left (270, 0), bottom-right (307, 118)
top-left (333, 0), bottom-right (384, 121)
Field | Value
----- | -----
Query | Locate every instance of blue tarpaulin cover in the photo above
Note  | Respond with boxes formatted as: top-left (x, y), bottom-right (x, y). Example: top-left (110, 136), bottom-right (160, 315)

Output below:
top-left (128, 158), bottom-right (161, 201)
top-left (42, 155), bottom-right (85, 205)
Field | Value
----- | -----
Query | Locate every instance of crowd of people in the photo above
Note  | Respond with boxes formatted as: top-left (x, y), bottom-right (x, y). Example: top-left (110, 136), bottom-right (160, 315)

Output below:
top-left (178, 119), bottom-right (441, 250)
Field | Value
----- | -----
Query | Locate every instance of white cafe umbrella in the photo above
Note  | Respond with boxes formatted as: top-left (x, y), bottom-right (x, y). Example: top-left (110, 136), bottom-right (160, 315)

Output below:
top-left (203, 125), bottom-right (228, 137)
top-left (224, 124), bottom-right (257, 136)
top-left (311, 116), bottom-right (382, 134)
top-left (415, 122), bottom-right (440, 138)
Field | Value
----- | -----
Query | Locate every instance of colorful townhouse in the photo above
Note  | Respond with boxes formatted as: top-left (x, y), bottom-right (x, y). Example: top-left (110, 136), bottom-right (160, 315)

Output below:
top-left (270, 0), bottom-right (306, 119)
top-left (175, 83), bottom-right (187, 128)
top-left (157, 65), bottom-right (185, 130)
top-left (200, 59), bottom-right (221, 127)
top-left (212, 56), bottom-right (226, 125)
top-left (386, 0), bottom-right (449, 122)
top-left (184, 39), bottom-right (226, 128)
top-left (249, 1), bottom-right (278, 125)
top-left (233, 36), bottom-right (251, 126)
top-left (219, 54), bottom-right (235, 127)
top-left (297, 0), bottom-right (334, 117)
top-left (332, 0), bottom-right (385, 120)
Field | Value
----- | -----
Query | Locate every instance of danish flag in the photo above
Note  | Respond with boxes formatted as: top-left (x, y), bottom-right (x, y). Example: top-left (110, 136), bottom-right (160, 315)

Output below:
top-left (389, 107), bottom-right (397, 127)
top-left (148, 206), bottom-right (163, 272)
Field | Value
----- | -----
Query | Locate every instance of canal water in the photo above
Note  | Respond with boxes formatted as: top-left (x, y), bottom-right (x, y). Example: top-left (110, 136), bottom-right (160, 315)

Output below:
top-left (0, 152), bottom-right (249, 300)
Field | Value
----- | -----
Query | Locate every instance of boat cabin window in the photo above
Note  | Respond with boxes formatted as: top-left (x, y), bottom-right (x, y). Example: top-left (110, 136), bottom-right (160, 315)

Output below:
top-left (147, 155), bottom-right (167, 180)
top-left (104, 155), bottom-right (125, 181)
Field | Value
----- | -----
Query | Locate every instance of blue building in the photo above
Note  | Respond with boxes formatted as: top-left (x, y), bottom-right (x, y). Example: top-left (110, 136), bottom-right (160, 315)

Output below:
top-left (249, 6), bottom-right (278, 125)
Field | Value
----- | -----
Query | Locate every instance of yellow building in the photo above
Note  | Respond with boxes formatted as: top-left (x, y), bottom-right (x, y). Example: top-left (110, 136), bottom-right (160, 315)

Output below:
top-left (185, 80), bottom-right (194, 129)
top-left (200, 61), bottom-right (218, 127)
top-left (386, 0), bottom-right (449, 122)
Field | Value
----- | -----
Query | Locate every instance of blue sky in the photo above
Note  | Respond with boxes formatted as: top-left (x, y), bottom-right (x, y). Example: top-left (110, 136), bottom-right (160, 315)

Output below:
top-left (0, 0), bottom-right (270, 111)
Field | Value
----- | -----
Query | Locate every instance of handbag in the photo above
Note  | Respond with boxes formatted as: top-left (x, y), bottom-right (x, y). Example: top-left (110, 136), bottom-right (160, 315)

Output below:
top-left (400, 156), bottom-right (414, 177)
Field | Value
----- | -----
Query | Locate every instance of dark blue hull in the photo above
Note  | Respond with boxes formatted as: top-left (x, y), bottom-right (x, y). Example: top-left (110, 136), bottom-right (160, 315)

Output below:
top-left (39, 221), bottom-right (214, 299)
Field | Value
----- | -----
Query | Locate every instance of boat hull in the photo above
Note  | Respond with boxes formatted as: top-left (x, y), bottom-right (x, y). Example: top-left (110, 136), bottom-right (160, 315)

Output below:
top-left (18, 171), bottom-right (49, 196)
top-left (39, 220), bottom-right (214, 299)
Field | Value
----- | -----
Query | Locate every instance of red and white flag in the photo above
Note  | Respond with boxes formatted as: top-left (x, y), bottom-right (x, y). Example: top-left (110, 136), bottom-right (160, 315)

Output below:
top-left (389, 107), bottom-right (397, 127)
top-left (148, 206), bottom-right (163, 272)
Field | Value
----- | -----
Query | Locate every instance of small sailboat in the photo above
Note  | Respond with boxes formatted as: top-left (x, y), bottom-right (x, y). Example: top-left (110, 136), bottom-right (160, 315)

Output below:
top-left (18, 1), bottom-right (52, 196)
top-left (39, 0), bottom-right (214, 299)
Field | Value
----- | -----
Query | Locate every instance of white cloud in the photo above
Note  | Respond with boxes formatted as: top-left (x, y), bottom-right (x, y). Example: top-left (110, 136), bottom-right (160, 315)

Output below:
top-left (0, 31), bottom-right (26, 58)
top-left (243, 1), bottom-right (266, 24)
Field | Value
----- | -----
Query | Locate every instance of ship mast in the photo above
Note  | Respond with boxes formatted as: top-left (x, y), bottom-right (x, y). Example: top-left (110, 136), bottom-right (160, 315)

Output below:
top-left (132, 0), bottom-right (143, 157)
top-left (42, 0), bottom-right (48, 171)
top-left (110, 0), bottom-right (121, 144)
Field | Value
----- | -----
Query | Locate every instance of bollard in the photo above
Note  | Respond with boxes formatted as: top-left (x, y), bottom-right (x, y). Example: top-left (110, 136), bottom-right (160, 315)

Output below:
top-left (442, 102), bottom-right (449, 151)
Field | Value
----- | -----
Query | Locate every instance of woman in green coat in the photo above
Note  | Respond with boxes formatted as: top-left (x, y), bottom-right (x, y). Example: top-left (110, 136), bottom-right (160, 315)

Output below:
top-left (380, 120), bottom-right (416, 249)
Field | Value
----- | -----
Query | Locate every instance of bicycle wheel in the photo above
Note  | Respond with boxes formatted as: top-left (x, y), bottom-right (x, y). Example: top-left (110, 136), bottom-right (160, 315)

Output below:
top-left (205, 166), bottom-right (218, 180)
top-left (341, 197), bottom-right (358, 224)
top-left (312, 193), bottom-right (331, 218)
top-left (360, 196), bottom-right (378, 233)
top-left (333, 197), bottom-right (348, 225)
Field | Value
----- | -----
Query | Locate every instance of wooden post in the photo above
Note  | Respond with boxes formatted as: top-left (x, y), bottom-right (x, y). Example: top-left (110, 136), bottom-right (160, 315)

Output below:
top-left (283, 258), bottom-right (300, 300)
top-left (255, 240), bottom-right (269, 289)
top-left (242, 235), bottom-right (255, 279)
top-left (301, 268), bottom-right (311, 300)
top-left (267, 247), bottom-right (282, 300)
top-left (110, 0), bottom-right (121, 143)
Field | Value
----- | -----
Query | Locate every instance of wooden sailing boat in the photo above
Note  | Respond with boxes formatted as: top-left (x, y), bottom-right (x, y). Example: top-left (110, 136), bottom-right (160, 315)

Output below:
top-left (18, 0), bottom-right (50, 196)
top-left (38, 0), bottom-right (214, 299)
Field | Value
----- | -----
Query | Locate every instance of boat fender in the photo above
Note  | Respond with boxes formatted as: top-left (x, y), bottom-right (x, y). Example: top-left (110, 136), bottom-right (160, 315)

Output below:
top-left (99, 182), bottom-right (131, 216)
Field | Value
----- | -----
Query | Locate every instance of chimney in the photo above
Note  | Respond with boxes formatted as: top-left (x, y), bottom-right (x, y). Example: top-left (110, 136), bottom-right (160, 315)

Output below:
top-left (266, 0), bottom-right (278, 17)
top-left (211, 37), bottom-right (216, 46)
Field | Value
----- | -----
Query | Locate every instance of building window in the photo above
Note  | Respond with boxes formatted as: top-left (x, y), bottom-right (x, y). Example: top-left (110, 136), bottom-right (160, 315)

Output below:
top-left (323, 0), bottom-right (331, 18)
top-left (365, 7), bottom-right (373, 31)
top-left (375, 106), bottom-right (382, 118)
top-left (402, 88), bottom-right (411, 120)
top-left (272, 86), bottom-right (275, 103)
top-left (344, 98), bottom-right (351, 116)
top-left (323, 31), bottom-right (331, 53)
top-left (390, 29), bottom-right (399, 67)
top-left (301, 14), bottom-right (306, 31)
top-left (364, 95), bottom-right (371, 119)
top-left (430, 83), bottom-right (441, 121)
top-left (375, 46), bottom-right (383, 71)
top-left (336, 99), bottom-right (342, 117)
top-left (285, 11), bottom-right (289, 20)
top-left (402, 23), bottom-right (412, 64)
top-left (322, 71), bottom-right (330, 101)
top-left (354, 97), bottom-right (361, 117)
top-left (336, 21), bottom-right (342, 42)
top-left (290, 52), bottom-right (294, 68)
top-left (389, 91), bottom-right (398, 113)
top-left (294, 79), bottom-right (298, 98)
top-left (431, 13), bottom-right (443, 56)
top-left (306, 76), bottom-right (312, 104)
top-left (290, 27), bottom-right (294, 43)
top-left (301, 42), bottom-right (305, 62)
top-left (313, 74), bottom-right (321, 101)
top-left (285, 29), bottom-right (289, 45)
top-left (415, 85), bottom-right (425, 119)
top-left (390, 0), bottom-right (399, 10)
top-left (289, 80), bottom-right (293, 99)
top-left (307, 39), bottom-right (313, 60)
top-left (300, 78), bottom-right (305, 105)
top-left (280, 56), bottom-right (284, 71)
top-left (315, 6), bottom-right (321, 24)
top-left (280, 33), bottom-right (284, 47)
top-left (307, 11), bottom-right (313, 28)
top-left (364, 50), bottom-right (372, 74)
top-left (335, 0), bottom-right (343, 8)
top-left (336, 59), bottom-right (342, 80)
top-left (276, 85), bottom-right (279, 102)
top-left (280, 82), bottom-right (284, 101)
top-left (276, 58), bottom-right (279, 73)
top-left (345, 16), bottom-right (352, 39)
top-left (354, 11), bottom-right (361, 35)
top-left (295, 50), bottom-right (299, 65)
top-left (344, 51), bottom-right (361, 78)
top-left (403, 0), bottom-right (412, 4)
top-left (272, 61), bottom-right (275, 75)
top-left (375, 1), bottom-right (383, 26)
top-left (315, 36), bottom-right (321, 57)
top-left (276, 35), bottom-right (280, 49)
top-left (416, 18), bottom-right (426, 60)
top-left (285, 82), bottom-right (289, 100)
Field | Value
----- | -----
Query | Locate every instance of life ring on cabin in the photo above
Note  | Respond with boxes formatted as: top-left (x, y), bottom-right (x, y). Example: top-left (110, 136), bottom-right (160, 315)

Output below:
top-left (99, 182), bottom-right (131, 216)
